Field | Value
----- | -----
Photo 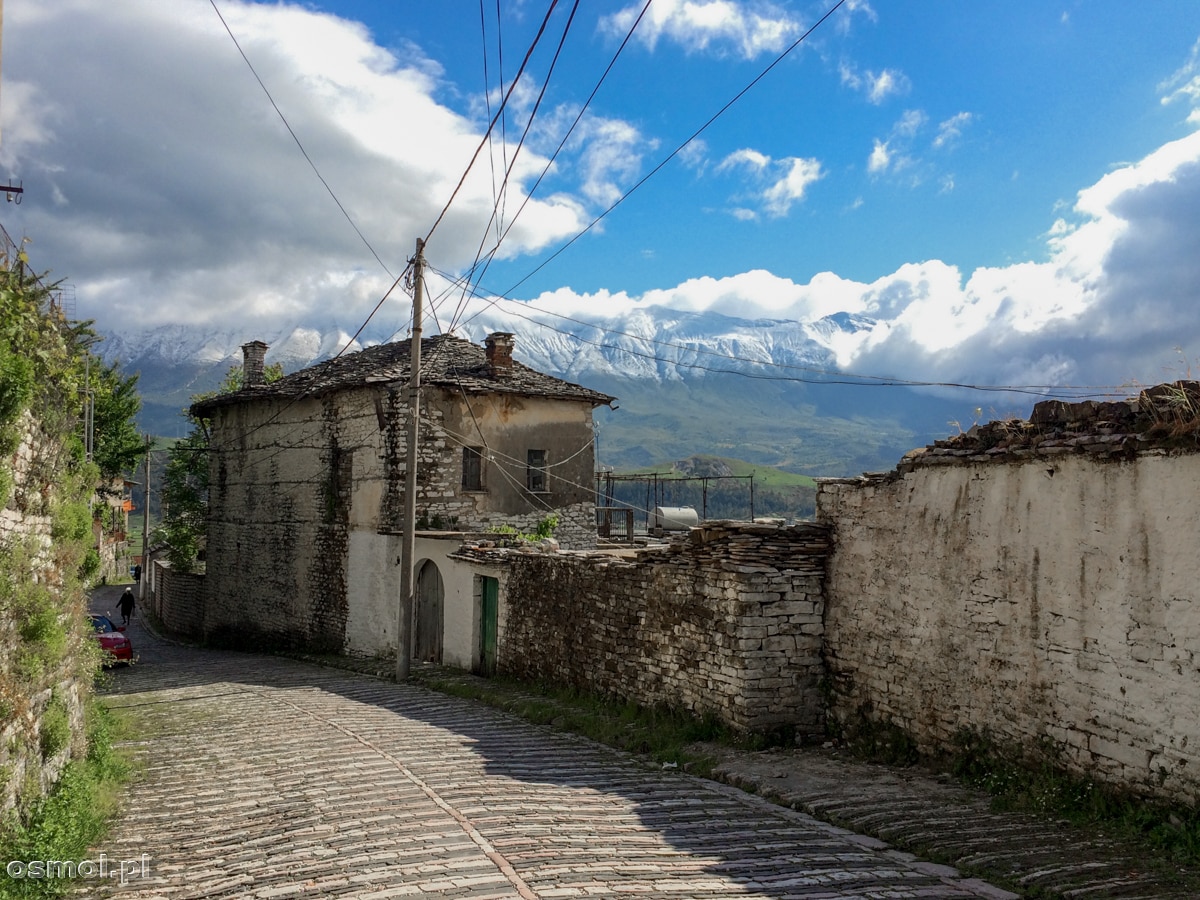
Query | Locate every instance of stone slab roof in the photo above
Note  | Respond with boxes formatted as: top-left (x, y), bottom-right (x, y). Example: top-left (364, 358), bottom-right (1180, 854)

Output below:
top-left (817, 379), bottom-right (1200, 485)
top-left (193, 334), bottom-right (615, 414)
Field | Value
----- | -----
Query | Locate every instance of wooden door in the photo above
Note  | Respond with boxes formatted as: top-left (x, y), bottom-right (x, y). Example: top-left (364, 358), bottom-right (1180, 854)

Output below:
top-left (479, 576), bottom-right (498, 676)
top-left (414, 561), bottom-right (444, 664)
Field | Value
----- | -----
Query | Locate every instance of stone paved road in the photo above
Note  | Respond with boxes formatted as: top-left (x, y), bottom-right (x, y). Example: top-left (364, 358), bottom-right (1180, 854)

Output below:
top-left (79, 586), bottom-right (1016, 900)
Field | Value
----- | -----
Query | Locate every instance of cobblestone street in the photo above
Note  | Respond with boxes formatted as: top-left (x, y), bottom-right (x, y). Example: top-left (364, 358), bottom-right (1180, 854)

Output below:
top-left (80, 586), bottom-right (1016, 900)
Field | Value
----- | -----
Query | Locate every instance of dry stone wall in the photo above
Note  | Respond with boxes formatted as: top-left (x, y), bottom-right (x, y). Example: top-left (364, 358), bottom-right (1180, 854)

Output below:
top-left (0, 416), bottom-right (88, 819)
top-left (461, 522), bottom-right (831, 733)
top-left (817, 388), bottom-right (1200, 803)
top-left (154, 560), bottom-right (205, 640)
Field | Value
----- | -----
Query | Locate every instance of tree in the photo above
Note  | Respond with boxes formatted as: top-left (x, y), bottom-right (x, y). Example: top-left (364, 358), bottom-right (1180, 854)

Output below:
top-left (90, 358), bottom-right (144, 484)
top-left (157, 362), bottom-right (283, 571)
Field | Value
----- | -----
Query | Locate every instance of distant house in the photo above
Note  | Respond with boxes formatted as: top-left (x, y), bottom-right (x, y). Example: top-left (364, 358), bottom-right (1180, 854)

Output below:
top-left (191, 333), bottom-right (614, 659)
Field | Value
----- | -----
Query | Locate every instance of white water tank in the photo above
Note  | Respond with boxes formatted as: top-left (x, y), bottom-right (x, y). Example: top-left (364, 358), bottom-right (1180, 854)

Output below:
top-left (650, 506), bottom-right (699, 532)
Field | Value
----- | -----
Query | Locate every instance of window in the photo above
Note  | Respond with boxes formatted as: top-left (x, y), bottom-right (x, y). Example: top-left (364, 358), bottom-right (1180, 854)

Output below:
top-left (462, 446), bottom-right (484, 491)
top-left (526, 449), bottom-right (547, 492)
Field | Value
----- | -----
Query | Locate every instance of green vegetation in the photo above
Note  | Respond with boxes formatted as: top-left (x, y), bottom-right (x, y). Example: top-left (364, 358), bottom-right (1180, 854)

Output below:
top-left (410, 668), bottom-right (789, 775)
top-left (0, 243), bottom-right (139, 896)
top-left (602, 454), bottom-right (817, 521)
top-left (946, 728), bottom-right (1200, 867)
top-left (157, 362), bottom-right (282, 571)
top-left (487, 514), bottom-right (560, 543)
top-left (0, 702), bottom-right (131, 899)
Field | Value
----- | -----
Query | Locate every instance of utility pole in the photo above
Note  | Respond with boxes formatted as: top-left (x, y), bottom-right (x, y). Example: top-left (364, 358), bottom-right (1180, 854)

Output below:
top-left (140, 435), bottom-right (151, 603)
top-left (396, 238), bottom-right (425, 681)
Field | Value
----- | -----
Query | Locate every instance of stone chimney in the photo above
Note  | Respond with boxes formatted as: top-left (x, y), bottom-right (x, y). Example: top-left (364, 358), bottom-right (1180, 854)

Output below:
top-left (484, 332), bottom-right (514, 378)
top-left (241, 340), bottom-right (269, 388)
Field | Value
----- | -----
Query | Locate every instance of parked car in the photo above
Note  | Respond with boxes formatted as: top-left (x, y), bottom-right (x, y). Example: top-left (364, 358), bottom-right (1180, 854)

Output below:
top-left (90, 614), bottom-right (133, 665)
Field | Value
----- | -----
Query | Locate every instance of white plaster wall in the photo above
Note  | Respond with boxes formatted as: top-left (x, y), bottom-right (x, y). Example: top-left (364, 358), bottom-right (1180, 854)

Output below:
top-left (818, 451), bottom-right (1200, 801)
top-left (344, 532), bottom-right (502, 669)
top-left (413, 536), bottom-right (502, 670)
top-left (344, 530), bottom-right (400, 657)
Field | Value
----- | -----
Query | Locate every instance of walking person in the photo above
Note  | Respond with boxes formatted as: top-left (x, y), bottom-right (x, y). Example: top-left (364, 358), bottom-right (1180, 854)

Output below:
top-left (119, 587), bottom-right (136, 626)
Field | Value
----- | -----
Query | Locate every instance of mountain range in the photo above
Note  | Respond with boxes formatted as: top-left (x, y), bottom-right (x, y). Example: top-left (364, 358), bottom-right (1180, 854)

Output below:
top-left (102, 306), bottom-right (986, 477)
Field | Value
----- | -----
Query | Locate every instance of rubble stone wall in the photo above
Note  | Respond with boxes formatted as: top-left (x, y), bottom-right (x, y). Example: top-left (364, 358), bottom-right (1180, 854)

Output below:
top-left (154, 560), bottom-right (205, 640)
top-left (479, 522), bottom-right (831, 733)
top-left (818, 446), bottom-right (1200, 803)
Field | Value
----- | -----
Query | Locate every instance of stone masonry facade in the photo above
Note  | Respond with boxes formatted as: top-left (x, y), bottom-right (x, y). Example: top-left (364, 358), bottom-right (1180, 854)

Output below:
top-left (816, 384), bottom-right (1200, 804)
top-left (458, 522), bottom-right (831, 734)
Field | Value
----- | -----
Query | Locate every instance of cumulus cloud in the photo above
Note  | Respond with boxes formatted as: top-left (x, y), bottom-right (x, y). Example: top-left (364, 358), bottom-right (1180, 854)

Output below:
top-left (839, 62), bottom-right (911, 104)
top-left (0, 0), bottom-right (600, 331)
top-left (601, 0), bottom-right (801, 59)
top-left (458, 128), bottom-right (1200, 393)
top-left (933, 112), bottom-right (974, 149)
top-left (716, 148), bottom-right (822, 217)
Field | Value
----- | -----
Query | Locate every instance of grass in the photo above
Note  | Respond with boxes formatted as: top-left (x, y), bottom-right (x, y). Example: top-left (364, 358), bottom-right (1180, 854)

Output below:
top-left (409, 668), bottom-right (793, 776)
top-left (945, 729), bottom-right (1200, 869)
top-left (0, 701), bottom-right (132, 899)
top-left (413, 670), bottom-right (1200, 883)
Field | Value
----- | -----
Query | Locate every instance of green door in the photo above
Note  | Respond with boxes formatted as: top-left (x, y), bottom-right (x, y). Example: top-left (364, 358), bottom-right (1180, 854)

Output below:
top-left (480, 576), bottom-right (498, 677)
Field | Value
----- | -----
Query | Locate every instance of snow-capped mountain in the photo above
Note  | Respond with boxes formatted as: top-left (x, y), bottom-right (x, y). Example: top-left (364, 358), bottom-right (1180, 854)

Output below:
top-left (104, 307), bottom-right (967, 475)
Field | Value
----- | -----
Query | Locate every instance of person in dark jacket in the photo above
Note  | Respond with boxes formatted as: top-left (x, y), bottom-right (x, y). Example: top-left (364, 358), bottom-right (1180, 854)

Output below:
top-left (118, 588), bottom-right (135, 626)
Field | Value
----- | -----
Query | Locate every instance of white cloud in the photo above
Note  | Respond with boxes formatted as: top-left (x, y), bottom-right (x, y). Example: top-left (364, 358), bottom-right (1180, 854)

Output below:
top-left (1160, 38), bottom-right (1200, 124)
top-left (717, 148), bottom-right (822, 217)
top-left (933, 112), bottom-right (974, 149)
top-left (463, 128), bottom-right (1200, 393)
top-left (569, 116), bottom-right (656, 207)
top-left (0, 0), bottom-right (597, 331)
top-left (717, 148), bottom-right (771, 172)
top-left (867, 139), bottom-right (891, 174)
top-left (601, 0), bottom-right (801, 59)
top-left (840, 62), bottom-right (911, 104)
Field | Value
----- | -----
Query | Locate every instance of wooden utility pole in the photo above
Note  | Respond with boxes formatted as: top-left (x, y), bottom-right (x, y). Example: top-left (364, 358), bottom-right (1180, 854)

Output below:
top-left (396, 238), bottom-right (425, 681)
top-left (140, 435), bottom-right (151, 602)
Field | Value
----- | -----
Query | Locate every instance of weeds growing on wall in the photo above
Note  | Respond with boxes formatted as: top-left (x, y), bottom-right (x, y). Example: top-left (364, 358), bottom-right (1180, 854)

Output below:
top-left (946, 727), bottom-right (1200, 867)
top-left (0, 244), bottom-right (138, 886)
top-left (411, 667), bottom-right (789, 776)
top-left (0, 702), bottom-right (131, 899)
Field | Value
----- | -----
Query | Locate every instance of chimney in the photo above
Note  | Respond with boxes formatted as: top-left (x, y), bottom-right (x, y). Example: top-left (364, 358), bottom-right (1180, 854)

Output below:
top-left (241, 340), bottom-right (269, 388)
top-left (484, 332), bottom-right (514, 378)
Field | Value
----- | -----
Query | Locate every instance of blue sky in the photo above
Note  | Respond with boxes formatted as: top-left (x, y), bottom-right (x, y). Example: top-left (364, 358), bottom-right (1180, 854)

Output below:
top-left (3, 0), bottom-right (1200, 391)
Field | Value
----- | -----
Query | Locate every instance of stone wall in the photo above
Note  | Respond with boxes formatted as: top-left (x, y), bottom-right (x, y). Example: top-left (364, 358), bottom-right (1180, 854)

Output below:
top-left (0, 415), bottom-right (88, 819)
top-left (154, 560), bottom-right (205, 640)
top-left (460, 522), bottom-right (831, 733)
top-left (817, 392), bottom-right (1200, 803)
top-left (203, 382), bottom-right (602, 653)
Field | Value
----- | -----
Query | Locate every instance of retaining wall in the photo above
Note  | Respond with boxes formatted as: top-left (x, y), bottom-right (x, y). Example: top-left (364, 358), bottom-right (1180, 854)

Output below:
top-left (818, 437), bottom-right (1200, 803)
top-left (154, 560), bottom-right (206, 640)
top-left (463, 522), bottom-right (831, 733)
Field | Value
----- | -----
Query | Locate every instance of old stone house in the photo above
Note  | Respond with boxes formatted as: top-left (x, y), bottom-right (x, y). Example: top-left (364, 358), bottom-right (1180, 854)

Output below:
top-left (191, 332), bottom-right (614, 659)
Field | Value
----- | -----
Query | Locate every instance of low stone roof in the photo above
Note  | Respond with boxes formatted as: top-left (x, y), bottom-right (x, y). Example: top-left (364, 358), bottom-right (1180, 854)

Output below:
top-left (819, 380), bottom-right (1200, 485)
top-left (193, 334), bottom-right (615, 414)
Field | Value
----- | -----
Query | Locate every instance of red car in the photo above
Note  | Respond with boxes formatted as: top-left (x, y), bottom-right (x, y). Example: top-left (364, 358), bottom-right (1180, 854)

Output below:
top-left (90, 614), bottom-right (134, 665)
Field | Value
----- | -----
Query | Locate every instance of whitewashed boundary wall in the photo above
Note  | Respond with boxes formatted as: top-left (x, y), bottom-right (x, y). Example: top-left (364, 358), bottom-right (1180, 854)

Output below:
top-left (818, 443), bottom-right (1200, 804)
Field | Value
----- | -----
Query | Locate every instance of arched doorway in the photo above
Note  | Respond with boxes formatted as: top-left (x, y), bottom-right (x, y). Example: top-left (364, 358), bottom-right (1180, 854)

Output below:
top-left (414, 560), bottom-right (444, 663)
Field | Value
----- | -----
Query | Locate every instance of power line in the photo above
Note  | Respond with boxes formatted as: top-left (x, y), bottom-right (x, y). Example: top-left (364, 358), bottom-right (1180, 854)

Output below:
top-left (424, 0), bottom-right (563, 249)
top-left (488, 0), bottom-right (854, 303)
top-left (207, 0), bottom-right (394, 280)
top-left (449, 0), bottom-right (655, 333)
top-left (432, 266), bottom-right (1130, 399)
top-left (449, 0), bottom-right (584, 332)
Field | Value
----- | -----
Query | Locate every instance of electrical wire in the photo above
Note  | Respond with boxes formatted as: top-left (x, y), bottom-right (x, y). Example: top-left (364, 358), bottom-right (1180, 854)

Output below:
top-left (207, 0), bottom-right (394, 281)
top-left (485, 0), bottom-right (854, 303)
top-left (432, 266), bottom-right (1130, 399)
top-left (448, 0), bottom-right (655, 333)
top-left (424, 0), bottom-right (563, 249)
top-left (448, 0), bottom-right (583, 332)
